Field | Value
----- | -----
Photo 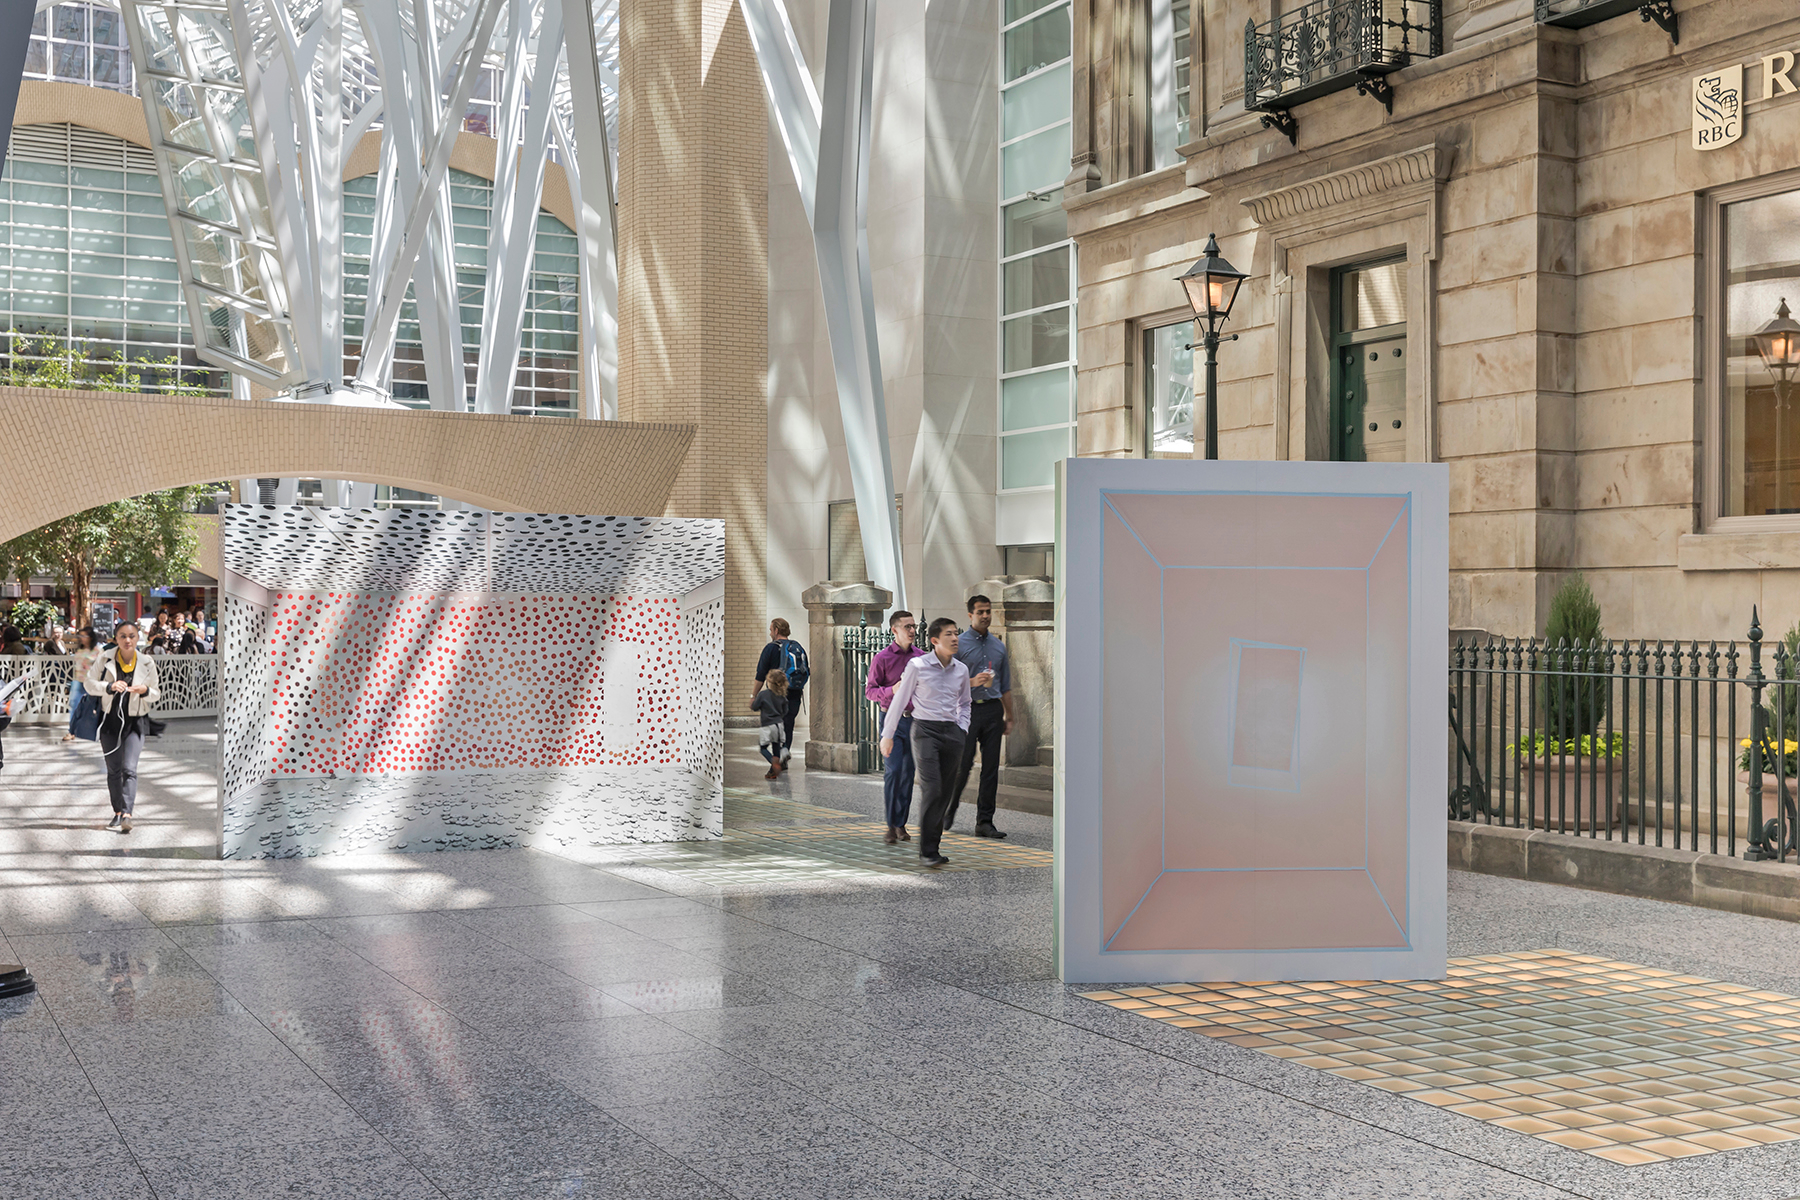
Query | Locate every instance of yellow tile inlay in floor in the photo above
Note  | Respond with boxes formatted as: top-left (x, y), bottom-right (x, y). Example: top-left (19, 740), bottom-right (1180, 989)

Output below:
top-left (1081, 949), bottom-right (1800, 1166)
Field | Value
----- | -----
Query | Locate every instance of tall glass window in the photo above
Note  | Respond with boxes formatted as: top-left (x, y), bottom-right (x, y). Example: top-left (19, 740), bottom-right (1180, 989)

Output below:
top-left (341, 169), bottom-right (580, 416)
top-left (24, 4), bottom-right (133, 94)
top-left (1000, 0), bottom-right (1075, 495)
top-left (1148, 0), bottom-right (1192, 171)
top-left (1144, 321), bottom-right (1195, 456)
top-left (1721, 188), bottom-right (1800, 518)
top-left (0, 123), bottom-right (218, 389)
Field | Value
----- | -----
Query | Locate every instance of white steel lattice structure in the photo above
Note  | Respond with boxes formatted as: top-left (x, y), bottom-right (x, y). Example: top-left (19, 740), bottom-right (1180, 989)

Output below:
top-left (739, 0), bottom-right (904, 609)
top-left (98, 0), bottom-right (618, 416)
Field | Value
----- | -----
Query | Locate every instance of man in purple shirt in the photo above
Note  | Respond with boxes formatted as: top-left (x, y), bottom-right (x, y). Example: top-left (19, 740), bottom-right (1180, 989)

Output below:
top-left (880, 617), bottom-right (972, 867)
top-left (866, 610), bottom-right (926, 844)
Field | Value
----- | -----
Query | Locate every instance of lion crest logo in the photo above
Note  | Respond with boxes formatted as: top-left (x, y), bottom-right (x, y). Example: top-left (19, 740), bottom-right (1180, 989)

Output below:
top-left (1693, 65), bottom-right (1744, 151)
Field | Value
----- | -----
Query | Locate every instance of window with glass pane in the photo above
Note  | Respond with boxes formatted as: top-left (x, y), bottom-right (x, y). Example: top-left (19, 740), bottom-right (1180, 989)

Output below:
top-left (999, 2), bottom-right (1075, 495)
top-left (342, 169), bottom-right (579, 415)
top-left (1339, 260), bottom-right (1407, 330)
top-left (1145, 322), bottom-right (1195, 457)
top-left (0, 126), bottom-right (217, 390)
top-left (1004, 194), bottom-right (1066, 254)
top-left (1148, 0), bottom-right (1192, 170)
top-left (1722, 190), bottom-right (1800, 517)
top-left (1002, 367), bottom-right (1071, 432)
top-left (1003, 247), bottom-right (1068, 314)
top-left (1005, 6), bottom-right (1071, 83)
top-left (1001, 426), bottom-right (1074, 490)
top-left (1003, 307), bottom-right (1070, 373)
top-left (1003, 124), bottom-right (1072, 200)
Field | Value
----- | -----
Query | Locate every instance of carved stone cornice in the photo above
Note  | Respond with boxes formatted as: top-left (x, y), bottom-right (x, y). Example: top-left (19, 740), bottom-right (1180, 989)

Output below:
top-left (1240, 144), bottom-right (1452, 228)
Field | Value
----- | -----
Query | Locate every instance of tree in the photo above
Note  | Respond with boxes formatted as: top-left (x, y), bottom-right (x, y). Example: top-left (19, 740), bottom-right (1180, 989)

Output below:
top-left (12, 489), bottom-right (214, 632)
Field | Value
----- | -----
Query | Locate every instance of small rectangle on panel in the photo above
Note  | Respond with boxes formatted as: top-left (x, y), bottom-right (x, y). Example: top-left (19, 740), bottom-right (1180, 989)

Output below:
top-left (1227, 640), bottom-right (1303, 791)
top-left (601, 644), bottom-right (640, 754)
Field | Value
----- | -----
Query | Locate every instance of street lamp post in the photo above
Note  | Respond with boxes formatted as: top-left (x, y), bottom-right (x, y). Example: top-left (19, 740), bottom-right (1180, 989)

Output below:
top-left (1754, 298), bottom-right (1800, 513)
top-left (1175, 233), bottom-right (1249, 460)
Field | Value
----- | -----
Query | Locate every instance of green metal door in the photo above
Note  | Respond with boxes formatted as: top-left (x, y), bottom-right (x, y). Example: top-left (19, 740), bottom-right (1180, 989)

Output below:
top-left (1337, 344), bottom-right (1368, 462)
top-left (1337, 338), bottom-right (1406, 463)
top-left (1331, 259), bottom-right (1407, 462)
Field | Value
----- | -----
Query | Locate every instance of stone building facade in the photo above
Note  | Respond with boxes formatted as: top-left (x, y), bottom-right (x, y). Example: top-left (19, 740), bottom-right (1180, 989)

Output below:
top-left (1066, 0), bottom-right (1800, 641)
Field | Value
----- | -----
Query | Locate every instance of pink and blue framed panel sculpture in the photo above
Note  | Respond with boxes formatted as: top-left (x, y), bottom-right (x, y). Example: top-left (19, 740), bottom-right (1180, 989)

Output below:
top-left (1055, 459), bottom-right (1448, 983)
top-left (218, 506), bottom-right (724, 859)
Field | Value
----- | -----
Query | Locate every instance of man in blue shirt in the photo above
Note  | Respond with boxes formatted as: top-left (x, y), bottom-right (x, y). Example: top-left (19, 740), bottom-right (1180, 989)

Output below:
top-left (946, 594), bottom-right (1010, 839)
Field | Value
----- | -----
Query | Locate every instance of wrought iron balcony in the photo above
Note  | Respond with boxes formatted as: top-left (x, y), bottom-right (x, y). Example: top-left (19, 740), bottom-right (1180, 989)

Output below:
top-left (1244, 0), bottom-right (1440, 139)
top-left (1534, 0), bottom-right (1677, 43)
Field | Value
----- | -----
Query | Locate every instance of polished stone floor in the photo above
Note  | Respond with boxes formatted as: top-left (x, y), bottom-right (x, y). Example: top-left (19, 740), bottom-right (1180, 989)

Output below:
top-left (7, 723), bottom-right (1800, 1197)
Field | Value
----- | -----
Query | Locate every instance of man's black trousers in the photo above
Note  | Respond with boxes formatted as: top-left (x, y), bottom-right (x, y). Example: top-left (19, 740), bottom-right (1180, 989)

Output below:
top-left (947, 699), bottom-right (1003, 830)
top-left (910, 719), bottom-right (965, 857)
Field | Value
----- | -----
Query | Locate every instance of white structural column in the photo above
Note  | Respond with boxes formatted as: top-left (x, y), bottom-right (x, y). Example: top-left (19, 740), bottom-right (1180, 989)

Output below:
top-left (352, 0), bottom-right (506, 396)
top-left (738, 0), bottom-right (904, 609)
top-left (474, 0), bottom-right (566, 413)
top-left (558, 0), bottom-right (620, 420)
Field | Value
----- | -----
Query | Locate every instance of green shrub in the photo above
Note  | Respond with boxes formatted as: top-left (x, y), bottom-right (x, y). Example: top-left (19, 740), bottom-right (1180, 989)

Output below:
top-left (1742, 620), bottom-right (1800, 773)
top-left (7, 598), bottom-right (57, 636)
top-left (1542, 574), bottom-right (1606, 743)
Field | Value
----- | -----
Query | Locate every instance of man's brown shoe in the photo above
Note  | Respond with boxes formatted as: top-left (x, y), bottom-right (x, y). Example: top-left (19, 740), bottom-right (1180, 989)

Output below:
top-left (898, 826), bottom-right (911, 841)
top-left (883, 827), bottom-right (898, 845)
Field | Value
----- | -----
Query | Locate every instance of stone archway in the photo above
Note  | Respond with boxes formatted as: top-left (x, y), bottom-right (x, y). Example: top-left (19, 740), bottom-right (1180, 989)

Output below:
top-left (0, 385), bottom-right (694, 541)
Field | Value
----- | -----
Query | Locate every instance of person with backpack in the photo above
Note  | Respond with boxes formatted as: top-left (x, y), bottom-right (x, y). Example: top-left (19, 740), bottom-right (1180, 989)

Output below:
top-left (752, 618), bottom-right (809, 765)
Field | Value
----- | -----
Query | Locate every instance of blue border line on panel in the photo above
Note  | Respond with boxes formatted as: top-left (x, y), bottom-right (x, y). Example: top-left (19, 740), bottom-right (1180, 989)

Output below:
top-left (1091, 485), bottom-right (1425, 962)
top-left (1366, 867), bottom-right (1412, 949)
top-left (1405, 496), bottom-right (1413, 945)
top-left (1103, 872), bottom-right (1164, 951)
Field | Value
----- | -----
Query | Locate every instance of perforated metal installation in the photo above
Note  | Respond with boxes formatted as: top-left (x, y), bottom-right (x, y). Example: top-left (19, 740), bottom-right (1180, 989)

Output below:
top-left (219, 506), bottom-right (725, 859)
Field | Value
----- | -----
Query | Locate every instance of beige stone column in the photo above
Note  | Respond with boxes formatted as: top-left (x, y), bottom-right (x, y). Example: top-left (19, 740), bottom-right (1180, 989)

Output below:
top-left (618, 0), bottom-right (768, 677)
top-left (972, 575), bottom-right (1055, 768)
top-left (800, 581), bottom-right (892, 773)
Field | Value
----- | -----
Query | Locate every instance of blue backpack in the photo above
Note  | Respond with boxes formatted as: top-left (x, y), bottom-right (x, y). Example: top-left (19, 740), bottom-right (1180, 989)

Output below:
top-left (780, 639), bottom-right (810, 688)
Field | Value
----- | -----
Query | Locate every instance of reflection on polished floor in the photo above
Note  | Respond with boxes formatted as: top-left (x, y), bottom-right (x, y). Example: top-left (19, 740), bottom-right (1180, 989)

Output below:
top-left (11, 725), bottom-right (1800, 1197)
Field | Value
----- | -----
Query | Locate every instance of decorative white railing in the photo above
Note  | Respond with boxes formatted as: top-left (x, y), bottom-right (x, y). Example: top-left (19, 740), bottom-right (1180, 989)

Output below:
top-left (0, 655), bottom-right (219, 722)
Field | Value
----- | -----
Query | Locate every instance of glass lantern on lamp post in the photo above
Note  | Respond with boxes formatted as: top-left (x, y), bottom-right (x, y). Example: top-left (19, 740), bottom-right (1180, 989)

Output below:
top-left (1175, 233), bottom-right (1248, 460)
top-left (1755, 298), bottom-right (1800, 514)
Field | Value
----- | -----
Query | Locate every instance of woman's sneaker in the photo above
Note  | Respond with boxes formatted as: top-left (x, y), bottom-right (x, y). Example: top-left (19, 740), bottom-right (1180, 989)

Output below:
top-left (106, 813), bottom-right (121, 830)
top-left (119, 815), bottom-right (132, 834)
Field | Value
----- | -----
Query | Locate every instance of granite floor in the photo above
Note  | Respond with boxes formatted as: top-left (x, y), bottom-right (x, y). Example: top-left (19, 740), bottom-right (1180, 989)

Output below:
top-left (6, 724), bottom-right (1800, 1197)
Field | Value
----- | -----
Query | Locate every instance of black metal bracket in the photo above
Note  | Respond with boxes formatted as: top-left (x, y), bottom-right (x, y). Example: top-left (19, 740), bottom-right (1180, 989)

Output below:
top-left (1638, 0), bottom-right (1676, 42)
top-left (1355, 73), bottom-right (1396, 114)
top-left (1258, 108), bottom-right (1298, 145)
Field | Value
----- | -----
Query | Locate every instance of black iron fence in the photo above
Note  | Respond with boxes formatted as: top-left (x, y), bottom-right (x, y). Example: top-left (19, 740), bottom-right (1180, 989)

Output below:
top-left (1451, 610), bottom-right (1800, 863)
top-left (841, 623), bottom-right (895, 774)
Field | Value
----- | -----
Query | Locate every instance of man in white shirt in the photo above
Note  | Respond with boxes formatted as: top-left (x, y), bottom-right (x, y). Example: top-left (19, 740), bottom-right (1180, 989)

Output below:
top-left (880, 616), bottom-right (971, 867)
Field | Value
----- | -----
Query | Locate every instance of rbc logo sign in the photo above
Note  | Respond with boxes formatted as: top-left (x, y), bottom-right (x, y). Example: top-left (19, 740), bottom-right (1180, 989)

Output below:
top-left (1693, 66), bottom-right (1743, 151)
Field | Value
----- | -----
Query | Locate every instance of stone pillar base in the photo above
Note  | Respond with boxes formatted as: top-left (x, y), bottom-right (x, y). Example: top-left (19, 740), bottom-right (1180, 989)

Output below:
top-left (800, 580), bottom-right (893, 775)
top-left (805, 741), bottom-right (864, 774)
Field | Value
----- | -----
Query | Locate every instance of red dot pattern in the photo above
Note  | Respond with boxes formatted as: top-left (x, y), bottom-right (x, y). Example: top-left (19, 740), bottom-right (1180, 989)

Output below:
top-left (264, 592), bottom-right (683, 775)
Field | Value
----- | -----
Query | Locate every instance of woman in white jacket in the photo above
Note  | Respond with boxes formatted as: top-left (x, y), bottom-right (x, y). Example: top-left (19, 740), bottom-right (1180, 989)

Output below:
top-left (84, 622), bottom-right (160, 833)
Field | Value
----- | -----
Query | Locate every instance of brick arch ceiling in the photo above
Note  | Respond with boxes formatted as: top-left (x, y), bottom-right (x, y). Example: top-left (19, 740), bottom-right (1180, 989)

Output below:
top-left (0, 386), bottom-right (694, 543)
top-left (10, 81), bottom-right (578, 230)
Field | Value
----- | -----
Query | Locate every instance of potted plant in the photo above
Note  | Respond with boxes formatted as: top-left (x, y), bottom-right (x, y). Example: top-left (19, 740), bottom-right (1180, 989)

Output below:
top-left (1520, 575), bottom-right (1621, 831)
top-left (1739, 620), bottom-right (1800, 832)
